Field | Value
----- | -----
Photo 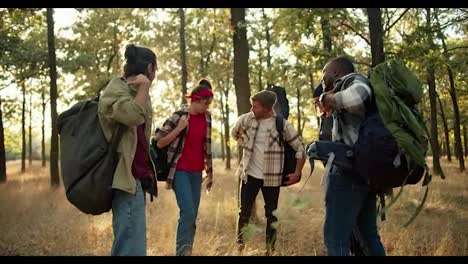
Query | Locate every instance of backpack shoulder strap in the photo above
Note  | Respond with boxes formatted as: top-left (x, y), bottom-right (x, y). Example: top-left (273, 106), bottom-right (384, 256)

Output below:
top-left (275, 115), bottom-right (285, 146)
top-left (363, 77), bottom-right (377, 116)
top-left (174, 110), bottom-right (186, 117)
top-left (170, 110), bottom-right (187, 164)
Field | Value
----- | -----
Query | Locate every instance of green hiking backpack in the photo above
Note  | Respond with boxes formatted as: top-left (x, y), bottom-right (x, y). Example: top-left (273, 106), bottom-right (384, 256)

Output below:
top-left (354, 59), bottom-right (435, 226)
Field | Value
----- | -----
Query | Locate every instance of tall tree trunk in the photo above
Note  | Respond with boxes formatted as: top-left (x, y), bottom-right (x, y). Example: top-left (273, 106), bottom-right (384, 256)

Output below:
top-left (179, 8), bottom-right (188, 105)
top-left (321, 13), bottom-right (332, 54)
top-left (47, 8), bottom-right (60, 187)
top-left (231, 7), bottom-right (255, 217)
top-left (437, 92), bottom-right (452, 161)
top-left (296, 85), bottom-right (302, 138)
top-left (367, 8), bottom-right (385, 67)
top-left (41, 85), bottom-right (46, 167)
top-left (0, 96), bottom-right (6, 182)
top-left (220, 128), bottom-right (225, 161)
top-left (257, 38), bottom-right (263, 91)
top-left (309, 71), bottom-right (322, 129)
top-left (219, 92), bottom-right (226, 161)
top-left (224, 78), bottom-right (232, 170)
top-left (21, 81), bottom-right (26, 173)
top-left (224, 100), bottom-right (232, 170)
top-left (231, 8), bottom-right (252, 162)
top-left (29, 89), bottom-right (32, 165)
top-left (262, 8), bottom-right (272, 88)
top-left (434, 9), bottom-right (464, 171)
top-left (231, 8), bottom-right (252, 118)
top-left (441, 142), bottom-right (446, 157)
top-left (427, 66), bottom-right (444, 177)
top-left (463, 124), bottom-right (468, 157)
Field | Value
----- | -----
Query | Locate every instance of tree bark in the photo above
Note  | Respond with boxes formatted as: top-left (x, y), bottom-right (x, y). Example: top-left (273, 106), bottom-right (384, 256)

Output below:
top-left (21, 81), bottom-right (26, 173)
top-left (224, 97), bottom-right (232, 170)
top-left (437, 92), bottom-right (451, 162)
top-left (220, 125), bottom-right (225, 161)
top-left (296, 85), bottom-right (302, 138)
top-left (223, 78), bottom-right (232, 170)
top-left (219, 93), bottom-right (226, 162)
top-left (29, 89), bottom-right (32, 165)
top-left (321, 13), bottom-right (332, 53)
top-left (427, 66), bottom-right (444, 177)
top-left (367, 8), bottom-right (385, 67)
top-left (257, 39), bottom-right (263, 91)
top-left (441, 142), bottom-right (446, 157)
top-left (434, 9), bottom-right (464, 171)
top-left (262, 8), bottom-right (272, 88)
top-left (0, 96), bottom-right (6, 182)
top-left (231, 7), bottom-right (255, 217)
top-left (178, 8), bottom-right (188, 105)
top-left (42, 84), bottom-right (46, 167)
top-left (231, 8), bottom-right (252, 117)
top-left (47, 8), bottom-right (60, 187)
top-left (463, 124), bottom-right (468, 157)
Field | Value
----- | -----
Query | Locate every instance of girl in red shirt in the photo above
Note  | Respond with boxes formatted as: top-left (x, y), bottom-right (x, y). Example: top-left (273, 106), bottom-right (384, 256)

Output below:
top-left (155, 79), bottom-right (213, 256)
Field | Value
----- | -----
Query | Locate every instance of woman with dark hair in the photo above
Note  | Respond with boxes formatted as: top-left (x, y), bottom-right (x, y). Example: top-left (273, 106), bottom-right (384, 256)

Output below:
top-left (98, 44), bottom-right (158, 256)
top-left (154, 79), bottom-right (214, 256)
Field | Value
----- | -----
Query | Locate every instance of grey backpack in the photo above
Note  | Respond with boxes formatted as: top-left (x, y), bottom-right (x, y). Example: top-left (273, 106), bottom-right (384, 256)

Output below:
top-left (58, 97), bottom-right (124, 215)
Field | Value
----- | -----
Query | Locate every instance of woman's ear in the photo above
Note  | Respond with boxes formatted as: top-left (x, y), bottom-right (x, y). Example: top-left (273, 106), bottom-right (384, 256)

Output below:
top-left (147, 64), bottom-right (156, 81)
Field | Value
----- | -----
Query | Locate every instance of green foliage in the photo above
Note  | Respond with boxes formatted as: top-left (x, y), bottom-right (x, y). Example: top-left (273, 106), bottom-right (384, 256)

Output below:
top-left (0, 8), bottom-right (466, 163)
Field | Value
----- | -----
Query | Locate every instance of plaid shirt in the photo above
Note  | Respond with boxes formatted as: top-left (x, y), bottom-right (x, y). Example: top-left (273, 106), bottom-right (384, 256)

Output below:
top-left (231, 111), bottom-right (305, 187)
top-left (332, 73), bottom-right (372, 146)
top-left (154, 107), bottom-right (213, 186)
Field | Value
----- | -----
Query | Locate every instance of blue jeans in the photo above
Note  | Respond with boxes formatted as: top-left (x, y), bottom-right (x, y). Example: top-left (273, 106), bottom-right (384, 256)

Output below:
top-left (173, 170), bottom-right (202, 256)
top-left (324, 165), bottom-right (386, 256)
top-left (111, 179), bottom-right (146, 256)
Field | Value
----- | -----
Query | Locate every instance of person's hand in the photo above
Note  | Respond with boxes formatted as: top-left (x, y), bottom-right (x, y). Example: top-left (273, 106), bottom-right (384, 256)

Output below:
top-left (206, 179), bottom-right (213, 192)
top-left (235, 128), bottom-right (245, 144)
top-left (165, 179), bottom-right (173, 190)
top-left (202, 175), bottom-right (213, 192)
top-left (127, 74), bottom-right (151, 89)
top-left (176, 115), bottom-right (189, 132)
top-left (320, 104), bottom-right (333, 117)
top-left (284, 172), bottom-right (301, 185)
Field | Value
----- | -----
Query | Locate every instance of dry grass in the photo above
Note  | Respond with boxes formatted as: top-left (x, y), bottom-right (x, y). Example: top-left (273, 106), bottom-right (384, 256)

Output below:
top-left (0, 158), bottom-right (467, 256)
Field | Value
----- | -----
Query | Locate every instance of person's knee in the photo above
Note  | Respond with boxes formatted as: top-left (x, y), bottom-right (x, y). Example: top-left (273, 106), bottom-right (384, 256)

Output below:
top-left (265, 210), bottom-right (278, 223)
top-left (238, 204), bottom-right (252, 219)
top-left (180, 207), bottom-right (196, 223)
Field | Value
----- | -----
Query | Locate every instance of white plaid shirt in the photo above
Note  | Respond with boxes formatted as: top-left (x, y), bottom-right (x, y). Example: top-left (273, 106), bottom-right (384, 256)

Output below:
top-left (231, 111), bottom-right (305, 187)
top-left (332, 73), bottom-right (372, 146)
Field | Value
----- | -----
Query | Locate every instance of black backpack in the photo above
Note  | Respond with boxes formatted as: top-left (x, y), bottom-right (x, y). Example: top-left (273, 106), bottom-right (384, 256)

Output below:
top-left (268, 86), bottom-right (299, 186)
top-left (353, 99), bottom-right (427, 192)
top-left (269, 85), bottom-right (289, 119)
top-left (150, 111), bottom-right (187, 182)
top-left (57, 97), bottom-right (125, 215)
top-left (275, 116), bottom-right (300, 186)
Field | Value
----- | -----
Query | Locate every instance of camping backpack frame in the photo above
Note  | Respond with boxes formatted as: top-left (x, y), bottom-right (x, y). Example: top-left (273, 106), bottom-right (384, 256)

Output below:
top-left (58, 96), bottom-right (125, 215)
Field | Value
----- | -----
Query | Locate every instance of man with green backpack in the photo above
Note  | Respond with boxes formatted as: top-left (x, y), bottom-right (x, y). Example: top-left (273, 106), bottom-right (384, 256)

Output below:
top-left (315, 56), bottom-right (385, 256)
top-left (314, 56), bottom-right (432, 256)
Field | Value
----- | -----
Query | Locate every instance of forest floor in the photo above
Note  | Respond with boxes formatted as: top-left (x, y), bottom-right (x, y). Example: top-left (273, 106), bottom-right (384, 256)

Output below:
top-left (0, 158), bottom-right (467, 256)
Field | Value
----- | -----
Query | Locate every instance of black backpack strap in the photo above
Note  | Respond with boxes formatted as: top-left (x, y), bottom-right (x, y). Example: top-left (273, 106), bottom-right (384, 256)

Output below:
top-left (378, 192), bottom-right (386, 221)
top-left (275, 115), bottom-right (285, 147)
top-left (169, 110), bottom-right (188, 167)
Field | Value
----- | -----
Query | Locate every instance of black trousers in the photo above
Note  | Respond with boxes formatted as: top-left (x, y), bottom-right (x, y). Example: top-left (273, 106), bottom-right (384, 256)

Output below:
top-left (237, 175), bottom-right (280, 249)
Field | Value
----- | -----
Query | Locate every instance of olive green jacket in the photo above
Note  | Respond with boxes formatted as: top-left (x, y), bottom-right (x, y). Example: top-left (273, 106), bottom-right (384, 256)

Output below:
top-left (97, 77), bottom-right (155, 194)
